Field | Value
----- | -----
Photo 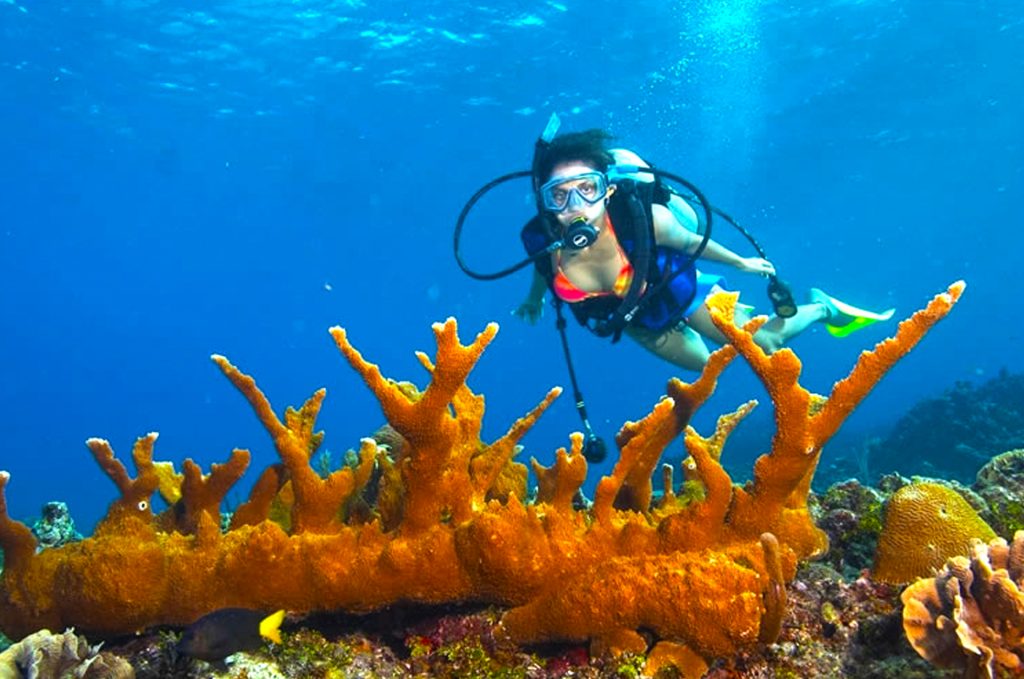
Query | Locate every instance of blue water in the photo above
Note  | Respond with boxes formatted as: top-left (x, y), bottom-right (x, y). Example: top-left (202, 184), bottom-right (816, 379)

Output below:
top-left (1, 0), bottom-right (1021, 532)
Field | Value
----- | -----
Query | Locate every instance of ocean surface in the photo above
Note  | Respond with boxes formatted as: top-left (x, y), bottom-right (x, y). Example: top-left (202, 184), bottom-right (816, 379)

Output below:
top-left (1, 0), bottom-right (1021, 532)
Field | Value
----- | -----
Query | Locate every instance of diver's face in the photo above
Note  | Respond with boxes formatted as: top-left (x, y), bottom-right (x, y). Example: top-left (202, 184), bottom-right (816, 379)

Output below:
top-left (545, 162), bottom-right (614, 227)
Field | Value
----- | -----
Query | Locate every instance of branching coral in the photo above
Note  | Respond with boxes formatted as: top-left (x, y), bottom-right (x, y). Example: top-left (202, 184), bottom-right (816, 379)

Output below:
top-left (902, 531), bottom-right (1024, 678)
top-left (0, 283), bottom-right (963, 672)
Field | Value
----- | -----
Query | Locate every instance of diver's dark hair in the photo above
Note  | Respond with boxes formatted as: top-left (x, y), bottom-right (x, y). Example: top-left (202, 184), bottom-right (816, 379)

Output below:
top-left (534, 129), bottom-right (616, 184)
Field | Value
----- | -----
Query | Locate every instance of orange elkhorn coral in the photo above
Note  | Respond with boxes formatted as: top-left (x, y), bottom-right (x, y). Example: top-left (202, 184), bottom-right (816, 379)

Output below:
top-left (0, 283), bottom-right (964, 669)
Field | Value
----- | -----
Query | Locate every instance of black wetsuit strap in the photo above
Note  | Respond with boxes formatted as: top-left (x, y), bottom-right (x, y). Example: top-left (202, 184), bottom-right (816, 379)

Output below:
top-left (590, 180), bottom-right (653, 342)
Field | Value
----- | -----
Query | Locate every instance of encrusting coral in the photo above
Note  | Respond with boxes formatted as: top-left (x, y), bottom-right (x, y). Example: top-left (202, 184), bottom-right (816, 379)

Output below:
top-left (902, 531), bottom-right (1024, 678)
top-left (0, 283), bottom-right (964, 673)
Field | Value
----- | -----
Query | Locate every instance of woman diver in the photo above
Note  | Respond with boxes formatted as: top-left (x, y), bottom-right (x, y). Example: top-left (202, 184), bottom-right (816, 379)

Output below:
top-left (514, 129), bottom-right (892, 372)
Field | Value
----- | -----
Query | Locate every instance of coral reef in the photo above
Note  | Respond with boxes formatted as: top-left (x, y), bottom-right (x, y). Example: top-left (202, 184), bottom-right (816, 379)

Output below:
top-left (902, 531), bottom-right (1024, 678)
top-left (0, 284), bottom-right (963, 673)
top-left (873, 482), bottom-right (997, 584)
top-left (867, 369), bottom-right (1024, 483)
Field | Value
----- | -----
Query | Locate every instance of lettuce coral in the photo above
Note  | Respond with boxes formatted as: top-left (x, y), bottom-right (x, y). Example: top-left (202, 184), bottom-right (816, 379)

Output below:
top-left (902, 531), bottom-right (1024, 677)
top-left (0, 628), bottom-right (133, 678)
top-left (0, 283), bottom-right (964, 672)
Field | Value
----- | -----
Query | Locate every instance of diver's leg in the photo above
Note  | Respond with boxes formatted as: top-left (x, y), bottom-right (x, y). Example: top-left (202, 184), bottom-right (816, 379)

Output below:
top-left (686, 289), bottom-right (828, 354)
top-left (625, 323), bottom-right (711, 372)
top-left (682, 286), bottom-right (750, 346)
top-left (750, 302), bottom-right (830, 352)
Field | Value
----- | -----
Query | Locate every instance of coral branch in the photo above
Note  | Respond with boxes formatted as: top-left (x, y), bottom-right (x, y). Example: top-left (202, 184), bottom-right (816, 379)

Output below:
top-left (418, 320), bottom-right (499, 421)
top-left (87, 434), bottom-right (160, 529)
top-left (663, 346), bottom-right (737, 429)
top-left (594, 398), bottom-right (677, 521)
top-left (608, 349), bottom-right (738, 518)
top-left (711, 284), bottom-right (963, 556)
top-left (531, 434), bottom-right (587, 513)
top-left (0, 472), bottom-right (36, 572)
top-left (214, 354), bottom-right (357, 533)
top-left (812, 280), bottom-right (966, 444)
top-left (682, 423), bottom-right (734, 524)
top-left (230, 464), bottom-right (284, 529)
top-left (758, 532), bottom-right (786, 643)
top-left (331, 320), bottom-right (504, 533)
top-left (87, 438), bottom-right (134, 494)
top-left (660, 464), bottom-right (675, 503)
top-left (178, 449), bottom-right (251, 533)
top-left (470, 387), bottom-right (561, 507)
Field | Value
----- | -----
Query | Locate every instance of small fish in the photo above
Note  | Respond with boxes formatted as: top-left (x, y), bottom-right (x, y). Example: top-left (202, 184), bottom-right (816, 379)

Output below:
top-left (178, 608), bottom-right (285, 664)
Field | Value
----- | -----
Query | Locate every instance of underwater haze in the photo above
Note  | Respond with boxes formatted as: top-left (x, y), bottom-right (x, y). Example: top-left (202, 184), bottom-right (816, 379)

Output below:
top-left (0, 0), bottom-right (1021, 531)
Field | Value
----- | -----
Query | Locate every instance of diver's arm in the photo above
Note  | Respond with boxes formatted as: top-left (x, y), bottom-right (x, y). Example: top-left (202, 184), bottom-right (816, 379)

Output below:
top-left (526, 268), bottom-right (548, 302)
top-left (652, 204), bottom-right (776, 276)
top-left (513, 269), bottom-right (548, 324)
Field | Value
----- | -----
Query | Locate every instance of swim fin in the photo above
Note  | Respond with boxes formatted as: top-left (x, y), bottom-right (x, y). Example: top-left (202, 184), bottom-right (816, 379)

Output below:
top-left (810, 288), bottom-right (895, 338)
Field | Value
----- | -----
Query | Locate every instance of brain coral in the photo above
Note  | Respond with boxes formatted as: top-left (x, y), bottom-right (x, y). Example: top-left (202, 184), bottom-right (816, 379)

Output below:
top-left (874, 482), bottom-right (997, 584)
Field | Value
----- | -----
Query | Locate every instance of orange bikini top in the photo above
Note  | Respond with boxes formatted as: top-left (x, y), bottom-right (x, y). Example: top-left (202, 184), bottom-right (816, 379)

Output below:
top-left (552, 222), bottom-right (635, 303)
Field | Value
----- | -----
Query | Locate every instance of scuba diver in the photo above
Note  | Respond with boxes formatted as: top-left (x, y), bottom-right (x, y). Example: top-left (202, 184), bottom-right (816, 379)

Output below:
top-left (454, 117), bottom-right (894, 461)
top-left (514, 129), bottom-right (893, 371)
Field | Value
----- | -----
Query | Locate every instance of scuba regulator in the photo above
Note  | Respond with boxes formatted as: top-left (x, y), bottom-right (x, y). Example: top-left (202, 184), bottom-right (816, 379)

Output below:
top-left (564, 217), bottom-right (599, 250)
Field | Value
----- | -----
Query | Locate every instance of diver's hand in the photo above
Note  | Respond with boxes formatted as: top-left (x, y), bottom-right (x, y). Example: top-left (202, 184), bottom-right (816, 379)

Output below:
top-left (737, 257), bottom-right (776, 276)
top-left (512, 299), bottom-right (545, 324)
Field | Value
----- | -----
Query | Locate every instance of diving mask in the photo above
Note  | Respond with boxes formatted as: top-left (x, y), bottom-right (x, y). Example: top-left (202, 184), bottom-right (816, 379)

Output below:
top-left (539, 171), bottom-right (609, 212)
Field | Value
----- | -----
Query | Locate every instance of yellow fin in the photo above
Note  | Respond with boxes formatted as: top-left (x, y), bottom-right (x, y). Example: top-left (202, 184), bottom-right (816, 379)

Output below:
top-left (811, 287), bottom-right (895, 338)
top-left (259, 609), bottom-right (285, 644)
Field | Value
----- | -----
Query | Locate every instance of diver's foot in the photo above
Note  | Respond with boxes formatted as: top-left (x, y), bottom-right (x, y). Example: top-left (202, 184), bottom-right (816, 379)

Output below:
top-left (809, 287), bottom-right (839, 322)
top-left (809, 288), bottom-right (896, 338)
